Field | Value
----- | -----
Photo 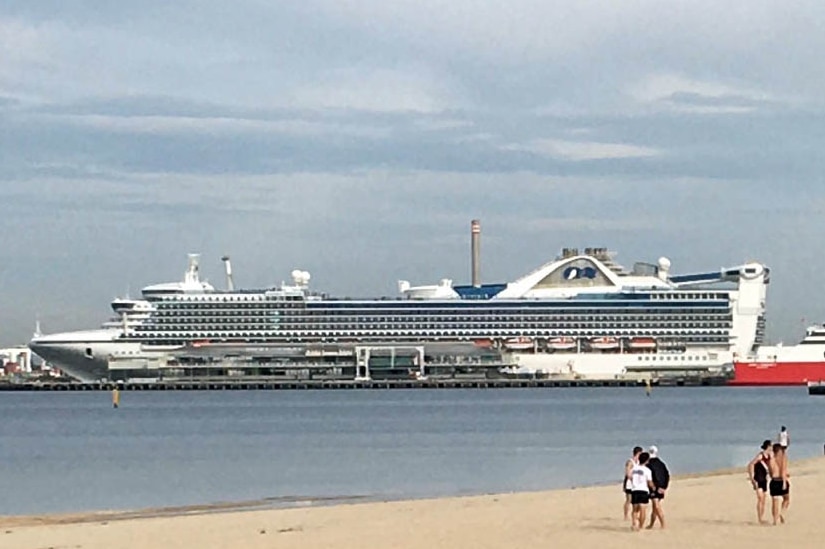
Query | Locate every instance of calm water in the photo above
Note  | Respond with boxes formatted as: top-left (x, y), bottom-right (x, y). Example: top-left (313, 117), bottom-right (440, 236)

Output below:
top-left (0, 387), bottom-right (823, 515)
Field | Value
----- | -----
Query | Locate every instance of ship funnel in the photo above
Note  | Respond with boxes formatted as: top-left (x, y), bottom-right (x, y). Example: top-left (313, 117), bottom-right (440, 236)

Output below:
top-left (221, 255), bottom-right (235, 291)
top-left (471, 219), bottom-right (481, 287)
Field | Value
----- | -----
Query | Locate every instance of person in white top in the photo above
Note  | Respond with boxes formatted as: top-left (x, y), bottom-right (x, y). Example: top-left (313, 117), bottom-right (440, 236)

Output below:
top-left (629, 451), bottom-right (655, 531)
top-left (778, 426), bottom-right (789, 449)
top-left (623, 446), bottom-right (643, 521)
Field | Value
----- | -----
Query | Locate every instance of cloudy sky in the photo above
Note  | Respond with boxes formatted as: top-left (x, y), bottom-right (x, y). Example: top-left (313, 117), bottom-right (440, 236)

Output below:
top-left (1, 1), bottom-right (824, 346)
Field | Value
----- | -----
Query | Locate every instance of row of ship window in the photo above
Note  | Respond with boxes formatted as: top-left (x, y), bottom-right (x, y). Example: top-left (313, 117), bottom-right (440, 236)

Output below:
top-left (128, 329), bottom-right (731, 338)
top-left (154, 303), bottom-right (732, 313)
top-left (125, 337), bottom-right (730, 346)
top-left (154, 294), bottom-right (730, 304)
top-left (156, 293), bottom-right (728, 303)
top-left (160, 295), bottom-right (304, 302)
top-left (153, 302), bottom-right (308, 308)
top-left (148, 312), bottom-right (734, 322)
top-left (137, 319), bottom-right (732, 331)
top-left (651, 293), bottom-right (726, 300)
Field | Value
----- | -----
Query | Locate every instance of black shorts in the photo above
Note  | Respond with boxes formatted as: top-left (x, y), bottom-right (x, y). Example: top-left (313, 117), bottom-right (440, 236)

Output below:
top-left (650, 490), bottom-right (665, 500)
top-left (624, 488), bottom-right (632, 495)
top-left (769, 479), bottom-right (788, 497)
top-left (755, 478), bottom-right (767, 492)
top-left (631, 491), bottom-right (650, 505)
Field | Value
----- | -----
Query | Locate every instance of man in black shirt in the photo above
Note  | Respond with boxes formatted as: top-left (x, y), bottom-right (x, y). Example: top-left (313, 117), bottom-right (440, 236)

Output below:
top-left (646, 445), bottom-right (670, 529)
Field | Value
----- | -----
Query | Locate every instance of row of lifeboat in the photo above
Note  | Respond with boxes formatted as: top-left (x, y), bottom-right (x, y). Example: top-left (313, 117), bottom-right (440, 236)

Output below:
top-left (493, 336), bottom-right (657, 351)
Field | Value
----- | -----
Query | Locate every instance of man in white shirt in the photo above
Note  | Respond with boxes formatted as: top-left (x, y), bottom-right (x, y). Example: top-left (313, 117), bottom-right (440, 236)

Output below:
top-left (779, 426), bottom-right (789, 449)
top-left (623, 446), bottom-right (643, 521)
top-left (629, 451), bottom-right (655, 531)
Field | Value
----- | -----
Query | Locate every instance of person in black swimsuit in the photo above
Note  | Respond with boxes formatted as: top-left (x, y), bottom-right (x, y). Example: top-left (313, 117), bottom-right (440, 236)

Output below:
top-left (747, 440), bottom-right (772, 524)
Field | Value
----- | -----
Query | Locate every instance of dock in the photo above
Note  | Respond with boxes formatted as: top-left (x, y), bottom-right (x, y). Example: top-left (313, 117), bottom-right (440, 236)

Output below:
top-left (0, 375), bottom-right (730, 391)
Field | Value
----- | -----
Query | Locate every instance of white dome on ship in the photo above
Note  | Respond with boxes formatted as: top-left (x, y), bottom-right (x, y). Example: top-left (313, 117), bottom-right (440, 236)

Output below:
top-left (291, 270), bottom-right (311, 286)
top-left (657, 257), bottom-right (671, 271)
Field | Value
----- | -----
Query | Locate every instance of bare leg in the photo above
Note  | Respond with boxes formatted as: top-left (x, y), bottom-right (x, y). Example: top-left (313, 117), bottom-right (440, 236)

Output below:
top-left (772, 497), bottom-right (780, 525)
top-left (646, 500), bottom-right (658, 528)
top-left (631, 504), bottom-right (639, 530)
top-left (638, 505), bottom-right (647, 532)
top-left (781, 492), bottom-right (789, 523)
top-left (656, 500), bottom-right (666, 529)
top-left (756, 491), bottom-right (766, 524)
top-left (624, 493), bottom-right (631, 520)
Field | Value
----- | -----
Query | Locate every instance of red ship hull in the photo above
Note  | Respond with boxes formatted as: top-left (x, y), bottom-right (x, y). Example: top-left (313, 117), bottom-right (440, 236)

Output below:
top-left (731, 361), bottom-right (825, 386)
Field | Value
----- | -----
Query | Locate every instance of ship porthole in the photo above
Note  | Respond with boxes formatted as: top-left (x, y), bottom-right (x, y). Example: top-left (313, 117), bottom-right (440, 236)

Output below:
top-left (85, 347), bottom-right (93, 359)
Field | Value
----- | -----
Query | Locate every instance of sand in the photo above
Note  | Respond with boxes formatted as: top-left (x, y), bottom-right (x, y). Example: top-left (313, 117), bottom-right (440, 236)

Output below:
top-left (1, 457), bottom-right (822, 549)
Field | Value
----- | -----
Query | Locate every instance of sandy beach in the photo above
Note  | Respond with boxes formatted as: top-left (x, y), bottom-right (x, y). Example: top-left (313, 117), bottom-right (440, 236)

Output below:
top-left (1, 457), bottom-right (822, 549)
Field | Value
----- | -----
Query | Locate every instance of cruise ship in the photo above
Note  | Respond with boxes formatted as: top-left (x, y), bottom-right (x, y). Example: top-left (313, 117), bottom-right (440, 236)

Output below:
top-left (29, 231), bottom-right (769, 383)
top-left (732, 325), bottom-right (825, 385)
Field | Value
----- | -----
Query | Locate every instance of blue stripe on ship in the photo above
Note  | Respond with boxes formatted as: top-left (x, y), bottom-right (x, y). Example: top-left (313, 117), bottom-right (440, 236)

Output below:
top-left (308, 299), bottom-right (728, 309)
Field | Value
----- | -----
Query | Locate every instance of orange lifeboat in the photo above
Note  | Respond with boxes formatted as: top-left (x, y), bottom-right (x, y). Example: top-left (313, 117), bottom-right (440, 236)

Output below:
top-left (504, 337), bottom-right (534, 351)
top-left (548, 336), bottom-right (577, 350)
top-left (590, 336), bottom-right (619, 350)
top-left (628, 337), bottom-right (657, 350)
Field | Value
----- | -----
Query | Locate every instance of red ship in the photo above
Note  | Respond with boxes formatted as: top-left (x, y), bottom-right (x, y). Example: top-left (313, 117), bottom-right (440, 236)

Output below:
top-left (732, 324), bottom-right (825, 385)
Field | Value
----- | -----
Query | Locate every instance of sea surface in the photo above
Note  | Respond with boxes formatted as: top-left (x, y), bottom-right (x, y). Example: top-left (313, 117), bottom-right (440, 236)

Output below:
top-left (0, 387), bottom-right (823, 515)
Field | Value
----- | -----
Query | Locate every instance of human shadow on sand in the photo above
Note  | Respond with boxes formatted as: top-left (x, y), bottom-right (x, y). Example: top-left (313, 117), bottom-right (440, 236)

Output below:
top-left (579, 517), bottom-right (642, 533)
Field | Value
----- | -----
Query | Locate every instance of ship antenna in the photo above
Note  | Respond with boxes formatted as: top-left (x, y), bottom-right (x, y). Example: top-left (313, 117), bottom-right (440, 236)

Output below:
top-left (221, 255), bottom-right (235, 291)
top-left (33, 318), bottom-right (43, 338)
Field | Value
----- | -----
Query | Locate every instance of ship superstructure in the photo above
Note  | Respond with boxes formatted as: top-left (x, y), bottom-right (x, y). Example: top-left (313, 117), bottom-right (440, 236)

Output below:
top-left (29, 242), bottom-right (769, 382)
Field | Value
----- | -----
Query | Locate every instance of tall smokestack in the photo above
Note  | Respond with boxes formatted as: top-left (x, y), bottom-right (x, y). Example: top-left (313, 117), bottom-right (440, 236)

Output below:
top-left (471, 219), bottom-right (481, 287)
top-left (221, 255), bottom-right (235, 291)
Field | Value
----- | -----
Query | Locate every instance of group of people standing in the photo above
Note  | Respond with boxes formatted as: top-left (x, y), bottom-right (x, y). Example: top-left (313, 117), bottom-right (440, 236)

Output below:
top-left (747, 425), bottom-right (791, 525)
top-left (623, 445), bottom-right (670, 531)
top-left (621, 427), bottom-right (791, 531)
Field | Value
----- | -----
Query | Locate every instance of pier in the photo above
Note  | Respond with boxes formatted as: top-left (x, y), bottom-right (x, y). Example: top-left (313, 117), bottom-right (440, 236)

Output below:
top-left (0, 374), bottom-right (730, 391)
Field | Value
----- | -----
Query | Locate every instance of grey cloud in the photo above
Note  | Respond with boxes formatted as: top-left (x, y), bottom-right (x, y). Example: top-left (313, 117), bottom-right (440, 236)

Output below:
top-left (9, 95), bottom-right (825, 184)
top-left (0, 95), bottom-right (20, 108)
top-left (664, 92), bottom-right (771, 110)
